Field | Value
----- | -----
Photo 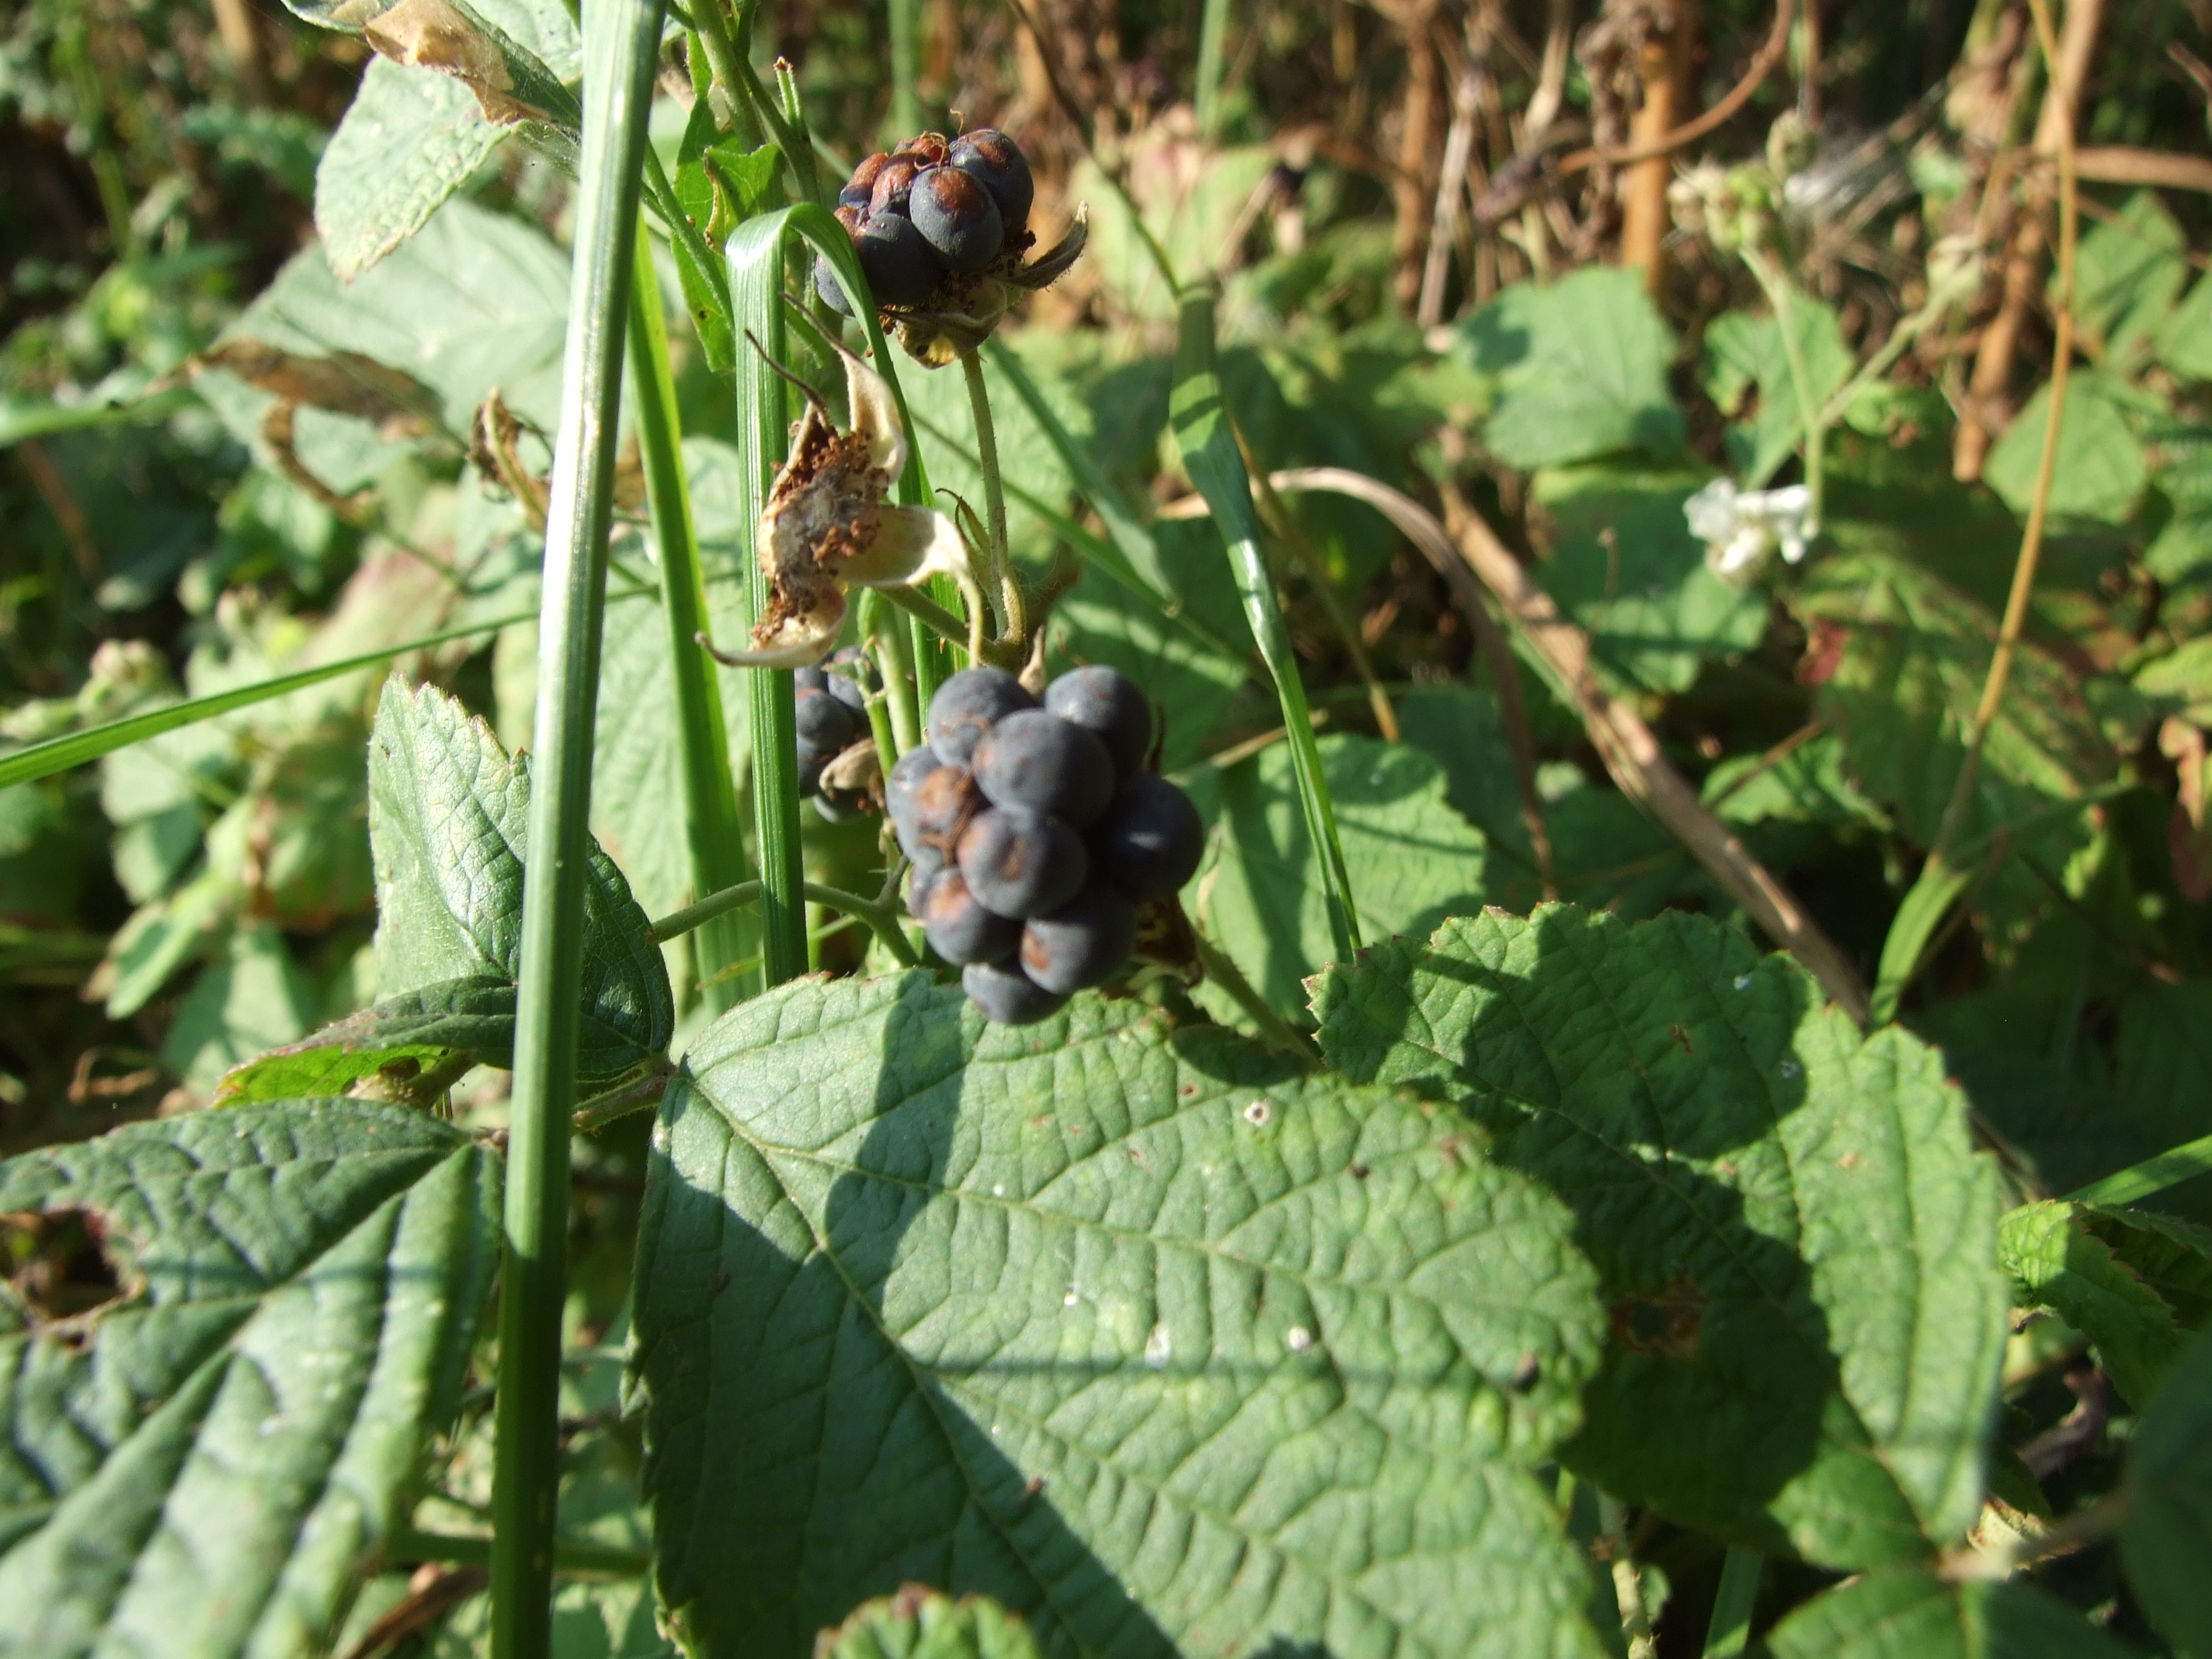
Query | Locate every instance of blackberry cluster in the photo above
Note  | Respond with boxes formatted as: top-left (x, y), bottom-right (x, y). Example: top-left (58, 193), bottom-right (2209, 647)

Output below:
top-left (816, 128), bottom-right (1036, 316)
top-left (795, 653), bottom-right (874, 823)
top-left (891, 666), bottom-right (1205, 1025)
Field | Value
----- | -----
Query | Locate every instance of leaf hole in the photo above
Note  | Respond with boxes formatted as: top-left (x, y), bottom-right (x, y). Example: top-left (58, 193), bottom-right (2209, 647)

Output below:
top-left (2, 1207), bottom-right (136, 1340)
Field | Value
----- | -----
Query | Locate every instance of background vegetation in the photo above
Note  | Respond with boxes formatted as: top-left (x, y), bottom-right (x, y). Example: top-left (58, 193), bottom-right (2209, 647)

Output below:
top-left (5, 0), bottom-right (2212, 1654)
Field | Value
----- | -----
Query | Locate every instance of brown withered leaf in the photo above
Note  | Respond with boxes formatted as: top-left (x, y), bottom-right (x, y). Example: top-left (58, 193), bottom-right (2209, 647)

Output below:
top-left (363, 0), bottom-right (553, 126)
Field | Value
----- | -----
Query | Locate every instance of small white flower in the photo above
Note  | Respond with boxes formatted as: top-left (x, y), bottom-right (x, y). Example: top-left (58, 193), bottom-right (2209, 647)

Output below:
top-left (1685, 478), bottom-right (1817, 585)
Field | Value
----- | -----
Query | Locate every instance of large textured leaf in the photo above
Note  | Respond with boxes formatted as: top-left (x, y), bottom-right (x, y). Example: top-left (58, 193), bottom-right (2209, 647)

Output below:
top-left (368, 678), bottom-right (670, 1064)
top-left (315, 58), bottom-right (506, 283)
top-left (2120, 1322), bottom-right (2212, 1656)
top-left (631, 976), bottom-right (1609, 1659)
top-left (1313, 906), bottom-right (2009, 1568)
top-left (1793, 548), bottom-right (2116, 847)
top-left (1182, 735), bottom-right (1491, 1021)
top-left (1531, 464), bottom-right (1768, 694)
top-left (200, 196), bottom-right (570, 446)
top-left (0, 1100), bottom-right (499, 1656)
top-left (1456, 267), bottom-right (1685, 469)
top-left (1999, 1200), bottom-right (2212, 1410)
top-left (1702, 298), bottom-right (1854, 487)
top-left (816, 1587), bottom-right (1042, 1659)
top-left (1758, 1572), bottom-right (2141, 1658)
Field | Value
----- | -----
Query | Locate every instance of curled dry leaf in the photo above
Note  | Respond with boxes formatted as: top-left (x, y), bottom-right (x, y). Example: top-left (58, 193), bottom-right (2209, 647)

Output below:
top-left (362, 0), bottom-right (553, 126)
top-left (707, 343), bottom-right (964, 668)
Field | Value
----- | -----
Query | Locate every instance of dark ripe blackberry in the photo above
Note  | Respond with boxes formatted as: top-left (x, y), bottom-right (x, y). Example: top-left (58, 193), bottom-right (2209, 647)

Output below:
top-left (849, 151), bottom-right (893, 196)
top-left (815, 256), bottom-right (854, 316)
top-left (885, 743), bottom-right (941, 842)
top-left (957, 805), bottom-right (1088, 918)
top-left (795, 741), bottom-right (830, 798)
top-left (836, 179), bottom-right (874, 213)
top-left (814, 788), bottom-right (869, 823)
top-left (919, 870), bottom-right (1021, 965)
top-left (1042, 666), bottom-right (1153, 777)
top-left (1092, 773), bottom-right (1205, 900)
top-left (926, 667), bottom-right (1035, 765)
top-left (826, 671), bottom-right (868, 719)
top-left (1019, 885), bottom-right (1138, 994)
top-left (869, 151), bottom-right (930, 217)
top-left (909, 167), bottom-right (1003, 274)
top-left (962, 960), bottom-right (1068, 1025)
top-left (795, 663), bottom-right (830, 694)
top-left (971, 709), bottom-right (1115, 827)
top-left (795, 685), bottom-right (860, 753)
top-left (856, 213), bottom-right (943, 308)
top-left (906, 762), bottom-right (981, 853)
top-left (906, 840), bottom-right (947, 898)
top-left (948, 129), bottom-right (1035, 233)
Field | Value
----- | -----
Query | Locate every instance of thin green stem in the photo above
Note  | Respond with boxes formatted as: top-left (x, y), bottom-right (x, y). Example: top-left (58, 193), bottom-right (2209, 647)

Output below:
top-left (1190, 929), bottom-right (1319, 1066)
top-left (1701, 1549), bottom-right (1762, 1658)
top-left (960, 350), bottom-right (1026, 649)
top-left (649, 880), bottom-right (763, 941)
top-left (728, 0), bottom-right (823, 205)
top-left (1741, 246), bottom-right (1824, 519)
top-left (1171, 286), bottom-right (1358, 961)
top-left (393, 1527), bottom-right (650, 1580)
top-left (647, 875), bottom-right (916, 965)
top-left (861, 588), bottom-right (923, 755)
top-left (1194, 0), bottom-right (1231, 137)
top-left (628, 217), bottom-right (754, 1012)
top-left (687, 0), bottom-right (764, 147)
top-left (882, 581), bottom-right (1018, 666)
top-left (888, 0), bottom-right (921, 139)
top-left (640, 146), bottom-right (733, 335)
top-left (489, 0), bottom-right (664, 1649)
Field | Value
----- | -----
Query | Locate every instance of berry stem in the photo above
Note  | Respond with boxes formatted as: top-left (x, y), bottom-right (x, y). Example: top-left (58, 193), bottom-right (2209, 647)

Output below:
top-left (961, 349), bottom-right (1028, 652)
top-left (859, 588), bottom-right (922, 756)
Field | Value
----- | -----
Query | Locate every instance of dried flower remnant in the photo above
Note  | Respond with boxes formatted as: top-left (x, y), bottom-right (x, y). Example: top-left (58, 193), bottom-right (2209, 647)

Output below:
top-left (701, 343), bottom-right (963, 669)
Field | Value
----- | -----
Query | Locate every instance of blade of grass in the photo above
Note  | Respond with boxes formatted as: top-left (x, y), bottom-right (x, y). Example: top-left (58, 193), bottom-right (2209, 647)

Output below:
top-left (627, 214), bottom-right (754, 1012)
top-left (0, 608), bottom-right (536, 789)
top-left (1702, 1548), bottom-right (1762, 1657)
top-left (2067, 1132), bottom-right (2212, 1208)
top-left (489, 0), bottom-right (664, 1648)
top-left (1194, 0), bottom-right (1231, 137)
top-left (1170, 285), bottom-right (1358, 960)
top-left (725, 200), bottom-right (916, 983)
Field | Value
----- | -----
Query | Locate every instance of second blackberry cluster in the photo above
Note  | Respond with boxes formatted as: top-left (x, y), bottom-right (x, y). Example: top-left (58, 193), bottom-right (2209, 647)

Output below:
top-left (816, 128), bottom-right (1036, 315)
top-left (890, 666), bottom-right (1205, 1024)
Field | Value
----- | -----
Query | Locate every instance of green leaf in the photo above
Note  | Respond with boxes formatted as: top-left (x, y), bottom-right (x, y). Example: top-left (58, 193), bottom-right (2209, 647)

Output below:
top-left (2113, 978), bottom-right (2212, 1153)
top-left (2120, 1322), bottom-right (2212, 1656)
top-left (1999, 1201), bottom-right (2212, 1409)
top-left (214, 976), bottom-right (512, 1107)
top-left (201, 196), bottom-right (572, 443)
top-left (367, 679), bottom-right (673, 1075)
top-left (816, 1587), bottom-right (1042, 1659)
top-left (315, 58), bottom-right (505, 283)
top-left (1458, 267), bottom-right (1685, 469)
top-left (1793, 548), bottom-right (2117, 848)
top-left (1531, 464), bottom-right (1769, 694)
top-left (1702, 300), bottom-right (1854, 487)
top-left (2155, 270), bottom-right (2212, 382)
top-left (631, 976), bottom-right (1610, 1658)
top-left (1182, 734), bottom-right (1491, 1021)
top-left (1313, 906), bottom-right (2011, 1568)
top-left (0, 1099), bottom-right (500, 1655)
top-left (162, 922), bottom-right (318, 1095)
top-left (2064, 192), bottom-right (2186, 372)
top-left (1984, 374), bottom-right (2148, 524)
top-left (1757, 1571), bottom-right (2141, 1658)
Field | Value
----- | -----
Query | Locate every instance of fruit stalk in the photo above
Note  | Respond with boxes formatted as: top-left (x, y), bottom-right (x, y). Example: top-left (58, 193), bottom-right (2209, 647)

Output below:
top-left (961, 350), bottom-right (1026, 649)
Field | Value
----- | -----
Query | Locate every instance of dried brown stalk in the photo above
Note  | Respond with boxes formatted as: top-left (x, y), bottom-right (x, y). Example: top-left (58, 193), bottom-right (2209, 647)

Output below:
top-left (1558, 0), bottom-right (1793, 176)
top-left (1620, 0), bottom-right (1697, 291)
top-left (1953, 0), bottom-right (2103, 482)
top-left (1392, 0), bottom-right (1443, 308)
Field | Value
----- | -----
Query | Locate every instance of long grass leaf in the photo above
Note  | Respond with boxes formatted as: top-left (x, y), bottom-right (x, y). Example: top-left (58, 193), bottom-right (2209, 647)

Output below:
top-left (0, 609), bottom-right (534, 789)
top-left (1170, 286), bottom-right (1358, 959)
top-left (628, 215), bottom-right (754, 1010)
